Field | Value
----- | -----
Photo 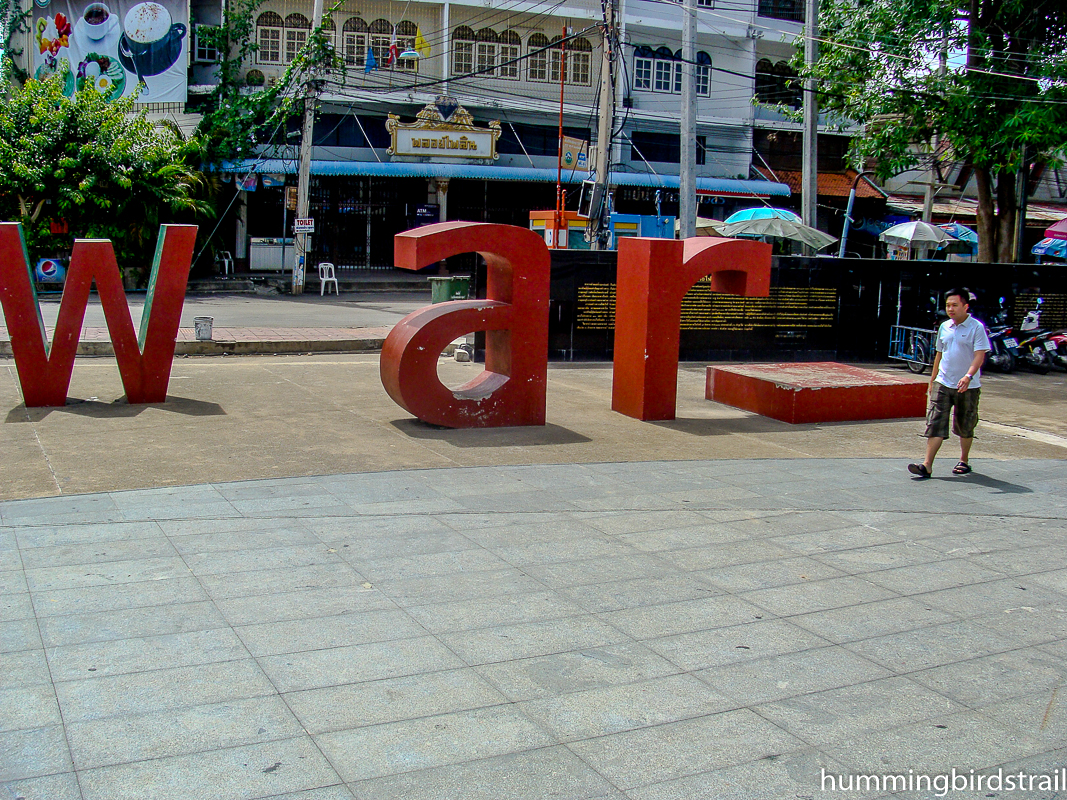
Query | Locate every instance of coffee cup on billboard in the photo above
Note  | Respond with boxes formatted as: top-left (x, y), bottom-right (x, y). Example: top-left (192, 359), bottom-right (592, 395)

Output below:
top-left (123, 2), bottom-right (171, 52)
top-left (119, 2), bottom-right (186, 78)
top-left (83, 2), bottom-right (112, 39)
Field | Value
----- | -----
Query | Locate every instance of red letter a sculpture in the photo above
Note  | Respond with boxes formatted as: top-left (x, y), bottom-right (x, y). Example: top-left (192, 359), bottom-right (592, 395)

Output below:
top-left (380, 222), bottom-right (549, 428)
top-left (612, 237), bottom-right (771, 421)
top-left (0, 223), bottom-right (197, 407)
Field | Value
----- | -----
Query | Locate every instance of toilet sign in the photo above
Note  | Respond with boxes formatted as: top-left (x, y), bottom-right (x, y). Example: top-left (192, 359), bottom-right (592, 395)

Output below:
top-left (294, 218), bottom-right (315, 233)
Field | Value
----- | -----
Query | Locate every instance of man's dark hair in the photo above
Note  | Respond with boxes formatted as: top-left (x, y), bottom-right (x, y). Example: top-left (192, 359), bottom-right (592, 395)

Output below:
top-left (945, 288), bottom-right (971, 305)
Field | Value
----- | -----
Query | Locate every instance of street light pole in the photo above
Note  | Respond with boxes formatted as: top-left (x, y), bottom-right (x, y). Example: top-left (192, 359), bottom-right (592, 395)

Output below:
top-left (837, 170), bottom-right (875, 258)
top-left (293, 0), bottom-right (325, 295)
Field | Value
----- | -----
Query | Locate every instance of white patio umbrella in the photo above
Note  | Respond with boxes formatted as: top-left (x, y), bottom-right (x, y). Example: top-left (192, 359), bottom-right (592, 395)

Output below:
top-left (878, 221), bottom-right (953, 248)
top-left (717, 216), bottom-right (838, 251)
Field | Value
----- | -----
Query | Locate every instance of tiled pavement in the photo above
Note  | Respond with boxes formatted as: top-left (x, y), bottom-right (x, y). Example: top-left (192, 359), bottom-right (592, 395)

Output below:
top-left (2, 458), bottom-right (1066, 800)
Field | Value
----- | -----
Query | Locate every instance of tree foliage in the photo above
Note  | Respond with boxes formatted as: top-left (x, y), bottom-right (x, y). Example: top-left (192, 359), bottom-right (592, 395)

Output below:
top-left (802, 0), bottom-right (1067, 260)
top-left (0, 77), bottom-right (211, 279)
top-left (191, 0), bottom-right (343, 167)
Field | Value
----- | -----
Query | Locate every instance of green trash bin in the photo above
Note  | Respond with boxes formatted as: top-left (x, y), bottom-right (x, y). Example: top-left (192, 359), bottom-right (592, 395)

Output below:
top-left (429, 275), bottom-right (471, 303)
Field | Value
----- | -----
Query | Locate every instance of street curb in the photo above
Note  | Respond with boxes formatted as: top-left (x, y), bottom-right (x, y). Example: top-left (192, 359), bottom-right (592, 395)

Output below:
top-left (0, 339), bottom-right (389, 357)
top-left (0, 338), bottom-right (474, 357)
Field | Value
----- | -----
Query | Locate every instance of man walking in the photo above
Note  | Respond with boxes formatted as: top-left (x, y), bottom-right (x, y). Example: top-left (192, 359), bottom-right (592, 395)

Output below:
top-left (909, 288), bottom-right (990, 479)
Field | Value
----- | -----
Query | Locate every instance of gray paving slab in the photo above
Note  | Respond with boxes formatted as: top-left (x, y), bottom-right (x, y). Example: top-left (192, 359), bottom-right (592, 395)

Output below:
top-left (0, 457), bottom-right (1066, 800)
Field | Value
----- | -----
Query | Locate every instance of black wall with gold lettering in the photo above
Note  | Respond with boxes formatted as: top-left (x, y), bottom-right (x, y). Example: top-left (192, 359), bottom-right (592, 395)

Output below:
top-left (471, 252), bottom-right (1067, 363)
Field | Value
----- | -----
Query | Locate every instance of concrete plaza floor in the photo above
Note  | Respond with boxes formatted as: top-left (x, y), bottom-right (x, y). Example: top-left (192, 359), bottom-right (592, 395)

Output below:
top-left (2, 458), bottom-right (1067, 800)
top-left (1, 353), bottom-right (1066, 799)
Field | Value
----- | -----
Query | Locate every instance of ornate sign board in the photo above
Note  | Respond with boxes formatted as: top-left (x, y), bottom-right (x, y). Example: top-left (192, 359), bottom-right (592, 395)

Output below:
top-left (386, 103), bottom-right (501, 161)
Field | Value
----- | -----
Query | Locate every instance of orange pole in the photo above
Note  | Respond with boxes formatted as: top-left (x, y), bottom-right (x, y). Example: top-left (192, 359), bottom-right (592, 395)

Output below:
top-left (555, 27), bottom-right (566, 247)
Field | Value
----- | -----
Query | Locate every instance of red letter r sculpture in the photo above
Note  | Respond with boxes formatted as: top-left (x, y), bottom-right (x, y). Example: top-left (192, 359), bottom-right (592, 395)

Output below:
top-left (612, 236), bottom-right (771, 421)
top-left (380, 222), bottom-right (549, 428)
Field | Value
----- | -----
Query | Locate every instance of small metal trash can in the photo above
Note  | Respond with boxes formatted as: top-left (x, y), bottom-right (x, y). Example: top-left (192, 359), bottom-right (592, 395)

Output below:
top-left (193, 316), bottom-right (213, 341)
top-left (429, 275), bottom-right (471, 303)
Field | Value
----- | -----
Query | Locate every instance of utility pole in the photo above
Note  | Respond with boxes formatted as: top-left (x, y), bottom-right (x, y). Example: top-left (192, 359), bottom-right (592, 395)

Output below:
top-left (293, 0), bottom-right (325, 295)
top-left (801, 0), bottom-right (818, 229)
top-left (1013, 145), bottom-right (1029, 262)
top-left (588, 0), bottom-right (617, 249)
top-left (678, 0), bottom-right (696, 239)
top-left (922, 33), bottom-right (947, 224)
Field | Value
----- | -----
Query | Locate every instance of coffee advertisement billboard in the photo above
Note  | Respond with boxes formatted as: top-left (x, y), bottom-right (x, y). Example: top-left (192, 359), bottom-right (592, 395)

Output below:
top-left (32, 0), bottom-right (188, 102)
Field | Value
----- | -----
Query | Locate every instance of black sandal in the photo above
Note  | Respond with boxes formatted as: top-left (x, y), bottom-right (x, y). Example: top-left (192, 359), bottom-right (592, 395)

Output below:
top-left (908, 463), bottom-right (931, 479)
top-left (952, 462), bottom-right (972, 475)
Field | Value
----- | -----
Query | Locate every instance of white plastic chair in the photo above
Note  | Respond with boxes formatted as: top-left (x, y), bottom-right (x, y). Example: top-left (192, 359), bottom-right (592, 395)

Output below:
top-left (215, 250), bottom-right (234, 275)
top-left (318, 262), bottom-right (338, 296)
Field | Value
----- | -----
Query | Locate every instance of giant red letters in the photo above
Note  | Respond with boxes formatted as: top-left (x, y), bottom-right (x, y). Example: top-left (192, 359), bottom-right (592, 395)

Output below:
top-left (0, 223), bottom-right (197, 407)
top-left (612, 237), bottom-right (771, 421)
top-left (380, 221), bottom-right (550, 427)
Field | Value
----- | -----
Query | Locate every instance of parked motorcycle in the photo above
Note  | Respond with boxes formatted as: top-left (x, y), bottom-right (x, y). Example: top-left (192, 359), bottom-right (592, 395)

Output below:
top-left (1015, 298), bottom-right (1053, 374)
top-left (981, 298), bottom-right (1015, 375)
top-left (984, 298), bottom-right (1017, 373)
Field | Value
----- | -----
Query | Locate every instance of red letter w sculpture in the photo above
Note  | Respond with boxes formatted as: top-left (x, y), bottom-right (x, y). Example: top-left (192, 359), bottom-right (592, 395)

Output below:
top-left (380, 222), bottom-right (550, 428)
top-left (0, 223), bottom-right (197, 407)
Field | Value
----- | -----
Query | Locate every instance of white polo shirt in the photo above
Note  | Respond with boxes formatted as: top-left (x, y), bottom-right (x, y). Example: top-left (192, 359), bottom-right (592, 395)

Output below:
top-left (935, 315), bottom-right (990, 389)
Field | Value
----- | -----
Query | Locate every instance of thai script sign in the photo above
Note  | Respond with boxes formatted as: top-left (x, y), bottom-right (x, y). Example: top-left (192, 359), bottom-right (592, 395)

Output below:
top-left (387, 103), bottom-right (501, 160)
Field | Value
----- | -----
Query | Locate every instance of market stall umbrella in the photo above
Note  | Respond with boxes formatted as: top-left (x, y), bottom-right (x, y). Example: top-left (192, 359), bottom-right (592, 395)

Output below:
top-left (674, 217), bottom-right (727, 237)
top-left (938, 222), bottom-right (979, 255)
top-left (879, 220), bottom-right (953, 248)
top-left (724, 207), bottom-right (803, 224)
top-left (1033, 237), bottom-right (1067, 259)
top-left (1044, 218), bottom-right (1067, 240)
top-left (717, 216), bottom-right (838, 251)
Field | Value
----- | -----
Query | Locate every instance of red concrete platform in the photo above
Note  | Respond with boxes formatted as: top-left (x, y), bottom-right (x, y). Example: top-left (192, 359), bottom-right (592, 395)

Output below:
top-left (705, 362), bottom-right (928, 424)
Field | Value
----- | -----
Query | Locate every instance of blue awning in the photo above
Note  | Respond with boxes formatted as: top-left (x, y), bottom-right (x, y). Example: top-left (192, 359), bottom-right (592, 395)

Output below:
top-left (222, 159), bottom-right (790, 197)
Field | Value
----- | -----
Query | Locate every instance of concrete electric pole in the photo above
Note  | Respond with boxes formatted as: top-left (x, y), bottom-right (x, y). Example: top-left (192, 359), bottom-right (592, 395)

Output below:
top-left (801, 0), bottom-right (818, 229)
top-left (679, 0), bottom-right (696, 239)
top-left (293, 0), bottom-right (325, 295)
top-left (588, 0), bottom-right (617, 249)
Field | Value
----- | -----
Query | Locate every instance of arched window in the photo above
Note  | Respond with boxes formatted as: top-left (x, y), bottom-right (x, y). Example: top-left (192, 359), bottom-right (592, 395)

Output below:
top-left (284, 13), bottom-right (310, 63)
top-left (696, 51), bottom-right (712, 96)
top-left (453, 25), bottom-right (475, 75)
top-left (568, 36), bottom-right (592, 85)
top-left (755, 58), bottom-right (776, 102)
top-left (498, 30), bottom-right (521, 79)
top-left (396, 20), bottom-right (417, 71)
top-left (549, 35), bottom-right (592, 85)
top-left (528, 32), bottom-right (550, 82)
top-left (342, 17), bottom-right (368, 67)
top-left (653, 46), bottom-right (675, 92)
top-left (633, 45), bottom-right (654, 90)
top-left (476, 28), bottom-right (499, 75)
top-left (369, 18), bottom-right (392, 67)
top-left (256, 12), bottom-right (283, 64)
top-left (774, 60), bottom-right (800, 107)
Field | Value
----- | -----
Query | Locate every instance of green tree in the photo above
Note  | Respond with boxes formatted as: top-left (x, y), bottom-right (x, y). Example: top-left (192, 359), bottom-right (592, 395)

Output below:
top-left (191, 0), bottom-right (342, 167)
top-left (801, 0), bottom-right (1067, 261)
top-left (0, 77), bottom-right (211, 281)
